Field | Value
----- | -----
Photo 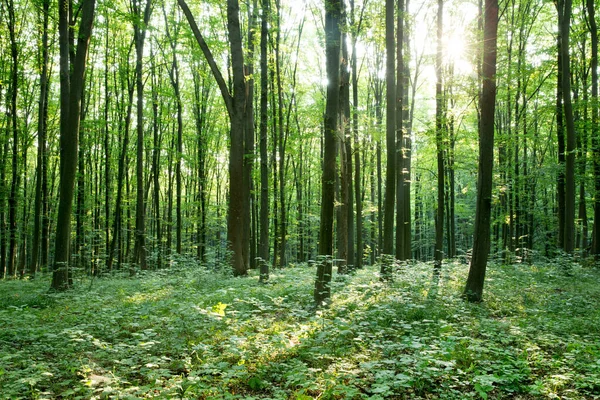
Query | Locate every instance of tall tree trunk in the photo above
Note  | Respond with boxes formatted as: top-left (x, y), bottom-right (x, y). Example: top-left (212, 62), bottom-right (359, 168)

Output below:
top-left (588, 0), bottom-right (600, 257)
top-left (338, 20), bottom-right (350, 274)
top-left (30, 0), bottom-right (50, 276)
top-left (6, 0), bottom-right (19, 278)
top-left (351, 0), bottom-right (363, 268)
top-left (556, 9), bottom-right (566, 250)
top-left (395, 0), bottom-right (406, 261)
top-left (382, 0), bottom-right (396, 277)
top-left (245, 1), bottom-right (257, 271)
top-left (107, 67), bottom-right (135, 273)
top-left (179, 0), bottom-right (247, 276)
top-left (150, 51), bottom-right (162, 268)
top-left (52, 0), bottom-right (96, 290)
top-left (258, 0), bottom-right (270, 281)
top-left (464, 0), bottom-right (498, 302)
top-left (402, 0), bottom-right (413, 261)
top-left (315, 0), bottom-right (341, 305)
top-left (434, 0), bottom-right (445, 272)
top-left (558, 0), bottom-right (576, 254)
top-left (132, 0), bottom-right (152, 271)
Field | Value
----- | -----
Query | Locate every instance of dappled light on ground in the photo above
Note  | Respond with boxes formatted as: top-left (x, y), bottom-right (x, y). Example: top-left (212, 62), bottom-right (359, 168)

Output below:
top-left (0, 260), bottom-right (599, 398)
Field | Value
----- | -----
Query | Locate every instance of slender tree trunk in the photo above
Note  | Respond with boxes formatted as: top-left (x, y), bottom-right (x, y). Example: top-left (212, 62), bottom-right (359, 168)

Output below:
top-left (464, 0), bottom-right (498, 302)
top-left (30, 0), bottom-right (50, 276)
top-left (132, 0), bottom-right (152, 271)
top-left (245, 1), bottom-right (257, 271)
top-left (259, 1), bottom-right (270, 279)
top-left (556, 9), bottom-right (566, 250)
top-left (588, 0), bottom-right (600, 257)
top-left (351, 0), bottom-right (363, 268)
top-left (434, 0), bottom-right (445, 272)
top-left (6, 0), bottom-right (19, 278)
top-left (395, 0), bottom-right (406, 261)
top-left (107, 70), bottom-right (135, 273)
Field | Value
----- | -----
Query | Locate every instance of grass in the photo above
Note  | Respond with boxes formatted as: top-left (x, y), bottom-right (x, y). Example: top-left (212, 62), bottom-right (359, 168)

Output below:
top-left (0, 259), bottom-right (599, 399)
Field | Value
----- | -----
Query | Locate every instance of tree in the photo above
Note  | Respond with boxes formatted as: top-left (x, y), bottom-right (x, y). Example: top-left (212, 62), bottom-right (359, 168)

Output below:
top-left (6, 0), bottom-right (19, 278)
top-left (29, 0), bottom-right (51, 276)
top-left (588, 0), bottom-right (600, 257)
top-left (178, 0), bottom-right (248, 276)
top-left (381, 0), bottom-right (396, 277)
top-left (434, 0), bottom-right (445, 272)
top-left (259, 0), bottom-right (270, 282)
top-left (557, 0), bottom-right (576, 254)
top-left (52, 0), bottom-right (96, 290)
top-left (464, 0), bottom-right (499, 302)
top-left (314, 0), bottom-right (342, 305)
top-left (132, 0), bottom-right (153, 271)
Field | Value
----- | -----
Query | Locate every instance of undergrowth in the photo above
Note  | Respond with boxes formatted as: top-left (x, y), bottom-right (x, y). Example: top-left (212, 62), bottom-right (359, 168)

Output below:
top-left (0, 260), bottom-right (599, 399)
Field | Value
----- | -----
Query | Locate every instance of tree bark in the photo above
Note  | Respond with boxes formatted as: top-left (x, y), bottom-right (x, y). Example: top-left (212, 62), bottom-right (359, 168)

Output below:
top-left (464, 0), bottom-right (498, 302)
top-left (315, 0), bottom-right (341, 305)
top-left (259, 0), bottom-right (270, 282)
top-left (558, 0), bottom-right (576, 254)
top-left (588, 0), bottom-right (600, 257)
top-left (30, 0), bottom-right (50, 276)
top-left (52, 0), bottom-right (96, 290)
top-left (382, 0), bottom-right (396, 277)
top-left (179, 0), bottom-right (247, 276)
top-left (434, 0), bottom-right (445, 272)
top-left (132, 0), bottom-right (152, 271)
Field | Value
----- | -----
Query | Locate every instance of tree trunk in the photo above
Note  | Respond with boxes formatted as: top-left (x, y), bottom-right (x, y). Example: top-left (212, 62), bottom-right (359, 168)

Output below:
top-left (395, 0), bottom-right (406, 262)
top-left (558, 0), bottom-right (576, 254)
top-left (588, 0), bottom-right (600, 257)
top-left (179, 0), bottom-right (247, 276)
top-left (52, 0), bottom-right (96, 290)
top-left (382, 0), bottom-right (396, 277)
top-left (434, 0), bottom-right (445, 272)
top-left (315, 0), bottom-right (341, 305)
top-left (464, 0), bottom-right (498, 302)
top-left (6, 0), bottom-right (19, 278)
top-left (258, 0), bottom-right (269, 281)
top-left (132, 0), bottom-right (152, 271)
top-left (30, 0), bottom-right (51, 276)
top-left (244, 1), bottom-right (257, 271)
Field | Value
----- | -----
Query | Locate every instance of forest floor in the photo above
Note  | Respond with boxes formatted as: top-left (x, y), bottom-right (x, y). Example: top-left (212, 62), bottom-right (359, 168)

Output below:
top-left (0, 258), bottom-right (599, 399)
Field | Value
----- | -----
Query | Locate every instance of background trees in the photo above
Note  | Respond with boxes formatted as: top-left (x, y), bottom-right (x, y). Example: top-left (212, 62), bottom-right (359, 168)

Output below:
top-left (0, 0), bottom-right (598, 303)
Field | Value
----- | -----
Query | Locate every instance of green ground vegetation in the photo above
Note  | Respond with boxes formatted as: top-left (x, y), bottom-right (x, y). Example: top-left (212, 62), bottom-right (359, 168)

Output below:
top-left (0, 259), bottom-right (599, 399)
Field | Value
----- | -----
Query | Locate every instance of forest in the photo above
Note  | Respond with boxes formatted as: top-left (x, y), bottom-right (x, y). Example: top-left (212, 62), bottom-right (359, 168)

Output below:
top-left (1, 0), bottom-right (600, 398)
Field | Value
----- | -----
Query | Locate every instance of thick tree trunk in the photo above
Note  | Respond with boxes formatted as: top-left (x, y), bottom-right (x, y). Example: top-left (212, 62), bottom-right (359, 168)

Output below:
top-left (464, 0), bottom-right (498, 302)
top-left (558, 0), bottom-right (576, 254)
top-left (227, 0), bottom-right (248, 276)
top-left (179, 0), bottom-right (247, 276)
top-left (382, 0), bottom-right (396, 276)
top-left (315, 0), bottom-right (341, 305)
top-left (52, 0), bottom-right (96, 290)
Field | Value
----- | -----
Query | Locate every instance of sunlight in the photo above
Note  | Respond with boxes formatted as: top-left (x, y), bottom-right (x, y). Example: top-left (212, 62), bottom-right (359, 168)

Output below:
top-left (444, 29), bottom-right (475, 76)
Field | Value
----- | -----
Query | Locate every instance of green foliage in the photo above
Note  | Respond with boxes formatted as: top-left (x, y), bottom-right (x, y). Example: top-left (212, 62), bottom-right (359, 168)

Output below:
top-left (0, 260), bottom-right (599, 398)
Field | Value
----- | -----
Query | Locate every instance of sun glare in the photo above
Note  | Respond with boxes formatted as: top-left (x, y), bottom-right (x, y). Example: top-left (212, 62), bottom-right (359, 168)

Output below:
top-left (444, 32), bottom-right (474, 76)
